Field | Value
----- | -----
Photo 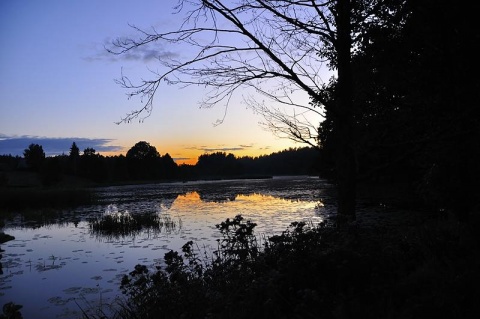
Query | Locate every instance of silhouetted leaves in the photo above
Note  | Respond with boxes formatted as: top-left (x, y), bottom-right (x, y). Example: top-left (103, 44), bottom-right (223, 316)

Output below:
top-left (23, 144), bottom-right (45, 171)
top-left (319, 0), bottom-right (479, 219)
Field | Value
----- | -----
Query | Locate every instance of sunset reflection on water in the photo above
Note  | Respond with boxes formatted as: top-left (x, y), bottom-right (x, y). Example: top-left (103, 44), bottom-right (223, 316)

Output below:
top-left (1, 177), bottom-right (328, 319)
top-left (161, 191), bottom-right (322, 242)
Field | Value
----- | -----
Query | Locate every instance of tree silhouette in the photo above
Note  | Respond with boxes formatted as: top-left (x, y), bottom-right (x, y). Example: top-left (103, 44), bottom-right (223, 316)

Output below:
top-left (83, 147), bottom-right (97, 157)
top-left (316, 0), bottom-right (479, 219)
top-left (126, 141), bottom-right (160, 160)
top-left (126, 141), bottom-right (161, 180)
top-left (69, 142), bottom-right (80, 158)
top-left (69, 142), bottom-right (80, 175)
top-left (23, 143), bottom-right (45, 171)
top-left (197, 152), bottom-right (242, 177)
top-left (106, 155), bottom-right (129, 182)
top-left (80, 148), bottom-right (106, 182)
top-left (159, 153), bottom-right (178, 180)
top-left (40, 156), bottom-right (63, 186)
top-left (108, 0), bottom-right (408, 222)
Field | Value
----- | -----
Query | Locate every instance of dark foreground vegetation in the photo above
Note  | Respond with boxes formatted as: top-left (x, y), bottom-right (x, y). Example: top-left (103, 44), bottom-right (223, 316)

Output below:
top-left (78, 214), bottom-right (478, 319)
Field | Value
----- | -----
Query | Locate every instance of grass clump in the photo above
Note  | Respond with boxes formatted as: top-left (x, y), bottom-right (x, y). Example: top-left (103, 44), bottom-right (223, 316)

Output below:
top-left (89, 210), bottom-right (178, 240)
top-left (102, 214), bottom-right (480, 319)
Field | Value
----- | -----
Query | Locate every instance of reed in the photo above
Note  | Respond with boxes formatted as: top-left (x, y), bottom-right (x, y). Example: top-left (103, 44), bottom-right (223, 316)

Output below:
top-left (88, 211), bottom-right (178, 240)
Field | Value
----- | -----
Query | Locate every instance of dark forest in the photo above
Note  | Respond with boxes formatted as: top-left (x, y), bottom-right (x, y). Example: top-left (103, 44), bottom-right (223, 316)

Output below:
top-left (0, 142), bottom-right (320, 186)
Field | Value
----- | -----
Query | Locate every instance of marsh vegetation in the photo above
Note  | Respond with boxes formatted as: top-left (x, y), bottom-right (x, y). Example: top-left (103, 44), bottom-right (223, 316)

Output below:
top-left (88, 205), bottom-right (179, 240)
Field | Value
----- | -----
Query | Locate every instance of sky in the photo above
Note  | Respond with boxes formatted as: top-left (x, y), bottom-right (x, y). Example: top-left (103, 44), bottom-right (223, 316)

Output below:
top-left (0, 0), bottom-right (325, 165)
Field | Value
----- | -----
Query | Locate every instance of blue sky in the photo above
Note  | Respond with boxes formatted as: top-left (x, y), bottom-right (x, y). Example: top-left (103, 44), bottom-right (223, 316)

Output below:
top-left (0, 0), bottom-right (323, 164)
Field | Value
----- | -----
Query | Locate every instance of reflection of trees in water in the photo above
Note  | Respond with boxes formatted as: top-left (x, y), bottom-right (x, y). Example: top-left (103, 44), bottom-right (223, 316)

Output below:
top-left (157, 193), bottom-right (179, 209)
top-left (197, 191), bottom-right (238, 203)
top-left (191, 178), bottom-right (330, 204)
top-left (95, 177), bottom-right (328, 206)
top-left (5, 178), bottom-right (331, 230)
top-left (88, 205), bottom-right (180, 240)
top-left (99, 189), bottom-right (183, 210)
top-left (192, 181), bottom-right (258, 203)
top-left (9, 210), bottom-right (83, 230)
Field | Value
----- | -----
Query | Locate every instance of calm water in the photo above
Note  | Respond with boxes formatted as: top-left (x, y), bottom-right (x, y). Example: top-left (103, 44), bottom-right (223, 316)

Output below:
top-left (0, 176), bottom-right (334, 319)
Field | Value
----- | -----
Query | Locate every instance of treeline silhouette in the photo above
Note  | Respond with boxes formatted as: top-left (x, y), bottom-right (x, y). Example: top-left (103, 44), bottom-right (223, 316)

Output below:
top-left (316, 1), bottom-right (479, 220)
top-left (0, 141), bottom-right (319, 186)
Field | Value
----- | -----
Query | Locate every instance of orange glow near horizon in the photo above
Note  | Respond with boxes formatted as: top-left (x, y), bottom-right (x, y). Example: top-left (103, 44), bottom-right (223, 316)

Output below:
top-left (99, 139), bottom-right (301, 166)
top-left (97, 148), bottom-right (202, 165)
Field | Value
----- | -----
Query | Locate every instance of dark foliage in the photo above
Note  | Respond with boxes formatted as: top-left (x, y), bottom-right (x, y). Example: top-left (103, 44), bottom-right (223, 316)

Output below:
top-left (23, 144), bottom-right (45, 172)
top-left (0, 302), bottom-right (23, 319)
top-left (126, 141), bottom-right (162, 180)
top-left (196, 152), bottom-right (243, 178)
top-left (39, 155), bottom-right (63, 186)
top-left (318, 0), bottom-right (480, 217)
top-left (0, 145), bottom-right (319, 189)
top-left (238, 147), bottom-right (320, 177)
top-left (0, 188), bottom-right (95, 210)
top-left (117, 215), bottom-right (480, 319)
top-left (194, 148), bottom-right (319, 179)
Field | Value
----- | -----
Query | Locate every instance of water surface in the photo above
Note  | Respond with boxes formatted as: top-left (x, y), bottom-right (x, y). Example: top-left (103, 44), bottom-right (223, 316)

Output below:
top-left (0, 176), bottom-right (333, 318)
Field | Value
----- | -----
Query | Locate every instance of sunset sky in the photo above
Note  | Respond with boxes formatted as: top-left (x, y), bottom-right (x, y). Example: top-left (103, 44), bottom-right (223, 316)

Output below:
top-left (0, 0), bottom-right (326, 165)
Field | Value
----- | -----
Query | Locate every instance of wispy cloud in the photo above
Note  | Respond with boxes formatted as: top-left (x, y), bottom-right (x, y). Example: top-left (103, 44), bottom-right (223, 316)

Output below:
top-left (239, 144), bottom-right (254, 148)
top-left (201, 147), bottom-right (245, 152)
top-left (83, 40), bottom-right (178, 63)
top-left (184, 144), bottom-right (255, 153)
top-left (0, 134), bottom-right (123, 156)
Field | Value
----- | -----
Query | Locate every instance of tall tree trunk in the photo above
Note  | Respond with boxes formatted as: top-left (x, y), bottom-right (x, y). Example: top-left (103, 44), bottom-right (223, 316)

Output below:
top-left (334, 0), bottom-right (357, 224)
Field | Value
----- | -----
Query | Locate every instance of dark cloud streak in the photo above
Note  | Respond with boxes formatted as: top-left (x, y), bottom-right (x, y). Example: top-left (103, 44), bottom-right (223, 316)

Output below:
top-left (0, 134), bottom-right (123, 156)
top-left (201, 147), bottom-right (245, 152)
top-left (186, 144), bottom-right (255, 153)
top-left (83, 40), bottom-right (178, 64)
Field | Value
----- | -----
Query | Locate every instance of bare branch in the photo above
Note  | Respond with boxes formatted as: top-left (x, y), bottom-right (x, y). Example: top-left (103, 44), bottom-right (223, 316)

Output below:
top-left (253, 101), bottom-right (323, 149)
top-left (107, 0), bottom-right (340, 127)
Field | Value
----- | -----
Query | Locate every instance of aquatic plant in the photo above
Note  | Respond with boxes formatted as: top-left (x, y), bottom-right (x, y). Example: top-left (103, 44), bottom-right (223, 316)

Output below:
top-left (88, 206), bottom-right (178, 240)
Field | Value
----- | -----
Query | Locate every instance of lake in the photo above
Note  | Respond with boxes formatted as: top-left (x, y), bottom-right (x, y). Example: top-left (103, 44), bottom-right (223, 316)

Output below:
top-left (0, 176), bottom-right (335, 319)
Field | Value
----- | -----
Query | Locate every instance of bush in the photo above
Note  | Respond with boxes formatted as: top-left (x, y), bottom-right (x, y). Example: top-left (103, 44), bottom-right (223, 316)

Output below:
top-left (117, 216), bottom-right (334, 319)
top-left (116, 215), bottom-right (480, 319)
